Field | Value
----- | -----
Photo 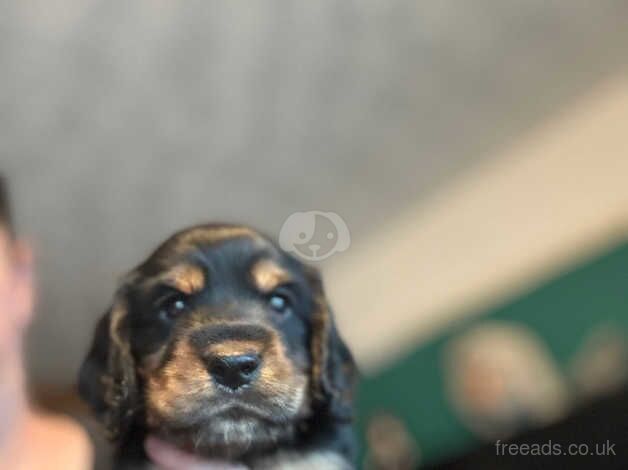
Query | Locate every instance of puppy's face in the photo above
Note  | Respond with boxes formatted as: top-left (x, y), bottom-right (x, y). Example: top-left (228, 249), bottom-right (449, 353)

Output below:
top-left (137, 229), bottom-right (312, 452)
top-left (79, 225), bottom-right (355, 459)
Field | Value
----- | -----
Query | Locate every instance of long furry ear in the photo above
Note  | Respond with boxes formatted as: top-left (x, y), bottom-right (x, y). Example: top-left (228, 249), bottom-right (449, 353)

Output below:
top-left (308, 269), bottom-right (358, 422)
top-left (78, 287), bottom-right (139, 441)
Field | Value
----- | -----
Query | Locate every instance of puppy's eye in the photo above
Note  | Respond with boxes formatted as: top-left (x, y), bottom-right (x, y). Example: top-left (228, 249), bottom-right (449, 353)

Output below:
top-left (159, 294), bottom-right (189, 320)
top-left (268, 292), bottom-right (292, 316)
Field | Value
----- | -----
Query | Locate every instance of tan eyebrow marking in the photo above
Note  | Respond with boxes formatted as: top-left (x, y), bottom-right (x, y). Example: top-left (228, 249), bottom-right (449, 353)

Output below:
top-left (250, 259), bottom-right (291, 292)
top-left (157, 264), bottom-right (205, 295)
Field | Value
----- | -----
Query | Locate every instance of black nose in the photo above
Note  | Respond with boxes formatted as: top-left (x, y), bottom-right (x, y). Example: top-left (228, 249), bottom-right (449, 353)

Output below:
top-left (208, 354), bottom-right (261, 390)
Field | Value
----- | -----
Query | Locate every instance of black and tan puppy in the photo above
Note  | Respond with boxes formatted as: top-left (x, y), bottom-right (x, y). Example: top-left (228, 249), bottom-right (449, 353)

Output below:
top-left (79, 224), bottom-right (357, 469)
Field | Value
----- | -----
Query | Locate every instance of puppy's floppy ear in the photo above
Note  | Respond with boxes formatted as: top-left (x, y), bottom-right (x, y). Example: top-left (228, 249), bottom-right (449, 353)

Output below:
top-left (307, 267), bottom-right (358, 422)
top-left (78, 284), bottom-right (139, 441)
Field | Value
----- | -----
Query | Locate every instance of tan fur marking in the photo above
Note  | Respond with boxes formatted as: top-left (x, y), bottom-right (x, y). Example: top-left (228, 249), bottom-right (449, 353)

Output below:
top-left (158, 264), bottom-right (205, 295)
top-left (146, 339), bottom-right (213, 422)
top-left (250, 259), bottom-right (291, 292)
top-left (256, 333), bottom-right (308, 416)
top-left (208, 340), bottom-right (262, 357)
top-left (108, 301), bottom-right (129, 353)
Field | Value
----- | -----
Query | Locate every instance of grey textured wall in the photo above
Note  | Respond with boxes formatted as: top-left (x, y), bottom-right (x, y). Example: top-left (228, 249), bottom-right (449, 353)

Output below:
top-left (1, 1), bottom-right (627, 385)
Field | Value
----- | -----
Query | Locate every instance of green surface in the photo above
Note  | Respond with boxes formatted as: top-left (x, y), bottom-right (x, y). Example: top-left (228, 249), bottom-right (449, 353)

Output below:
top-left (356, 240), bottom-right (628, 466)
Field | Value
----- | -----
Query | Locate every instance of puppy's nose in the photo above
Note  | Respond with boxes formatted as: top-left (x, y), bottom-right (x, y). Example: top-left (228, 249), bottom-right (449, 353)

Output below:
top-left (309, 244), bottom-right (321, 254)
top-left (208, 354), bottom-right (261, 390)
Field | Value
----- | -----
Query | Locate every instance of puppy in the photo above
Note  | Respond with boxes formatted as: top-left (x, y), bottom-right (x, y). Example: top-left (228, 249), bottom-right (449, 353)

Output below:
top-left (78, 224), bottom-right (357, 469)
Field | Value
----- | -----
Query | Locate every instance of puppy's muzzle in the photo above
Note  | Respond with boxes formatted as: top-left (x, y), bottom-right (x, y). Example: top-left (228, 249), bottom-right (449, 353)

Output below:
top-left (207, 353), bottom-right (261, 390)
top-left (191, 322), bottom-right (271, 391)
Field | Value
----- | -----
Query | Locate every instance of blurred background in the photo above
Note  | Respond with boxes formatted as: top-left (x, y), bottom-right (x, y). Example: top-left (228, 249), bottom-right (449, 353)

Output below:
top-left (2, 1), bottom-right (628, 468)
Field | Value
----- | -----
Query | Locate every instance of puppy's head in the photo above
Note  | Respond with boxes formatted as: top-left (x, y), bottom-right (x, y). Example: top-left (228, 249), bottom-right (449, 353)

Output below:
top-left (78, 224), bottom-right (356, 458)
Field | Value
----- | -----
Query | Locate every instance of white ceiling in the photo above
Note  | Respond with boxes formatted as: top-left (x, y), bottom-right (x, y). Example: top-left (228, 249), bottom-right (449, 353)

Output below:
top-left (1, 1), bottom-right (627, 385)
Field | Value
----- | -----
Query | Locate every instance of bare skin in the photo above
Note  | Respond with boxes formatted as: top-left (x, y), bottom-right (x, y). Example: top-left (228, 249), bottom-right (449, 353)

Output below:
top-left (0, 228), bottom-right (92, 470)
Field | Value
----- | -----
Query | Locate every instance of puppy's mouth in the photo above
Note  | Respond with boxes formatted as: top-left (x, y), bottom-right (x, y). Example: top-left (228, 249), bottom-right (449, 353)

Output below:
top-left (153, 398), bottom-right (298, 459)
top-left (149, 393), bottom-right (300, 430)
top-left (208, 400), bottom-right (281, 423)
